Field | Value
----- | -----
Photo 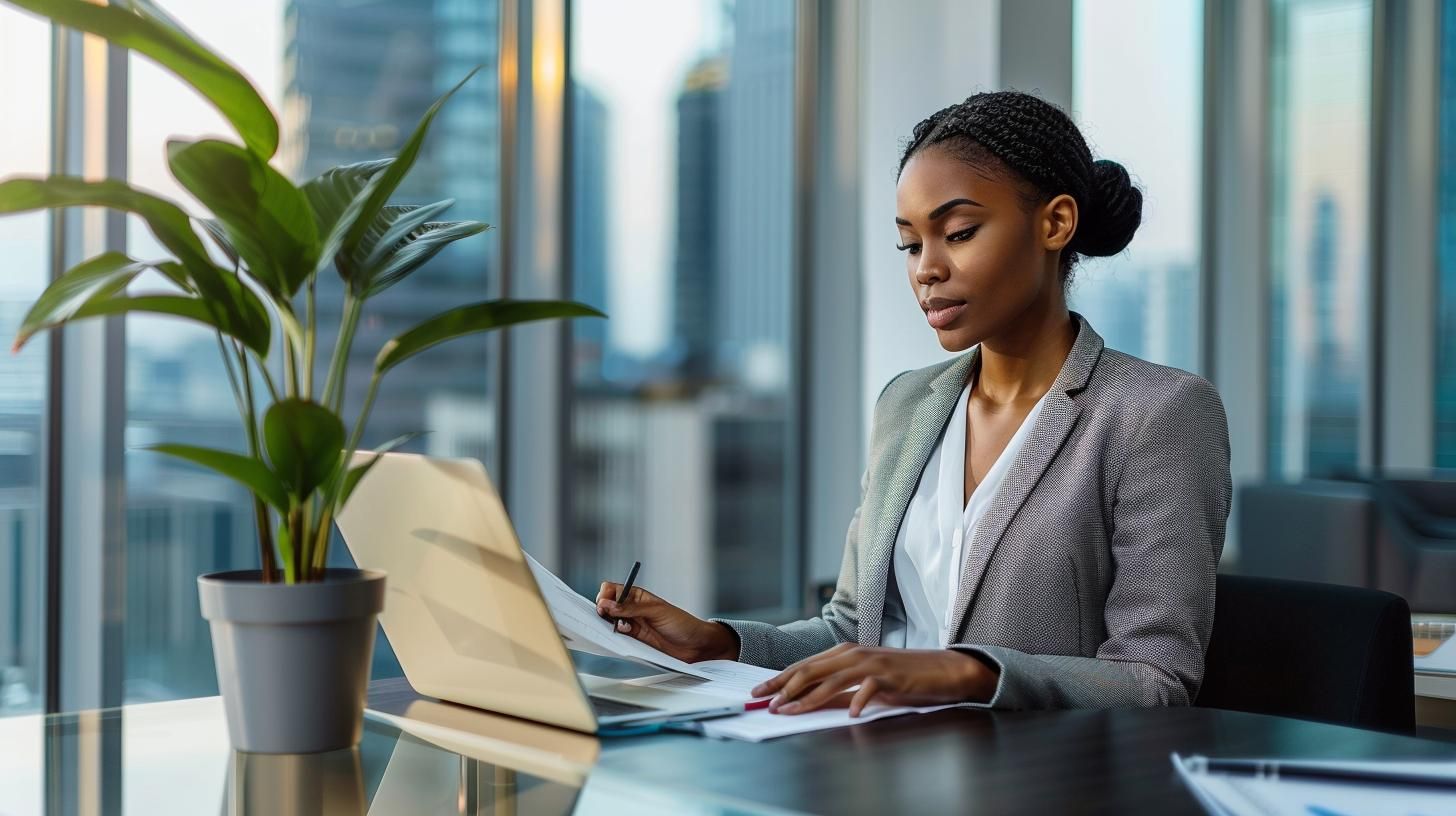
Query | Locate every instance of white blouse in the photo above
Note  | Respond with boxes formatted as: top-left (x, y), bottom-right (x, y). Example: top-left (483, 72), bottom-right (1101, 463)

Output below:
top-left (881, 376), bottom-right (1048, 649)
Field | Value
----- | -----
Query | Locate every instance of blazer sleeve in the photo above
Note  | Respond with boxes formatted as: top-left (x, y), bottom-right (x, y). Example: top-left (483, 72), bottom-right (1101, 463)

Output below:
top-left (711, 372), bottom-right (910, 669)
top-left (951, 375), bottom-right (1232, 709)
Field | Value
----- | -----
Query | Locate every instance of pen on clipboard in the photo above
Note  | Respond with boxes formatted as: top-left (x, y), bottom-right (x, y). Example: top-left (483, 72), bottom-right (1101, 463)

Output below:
top-left (611, 561), bottom-right (641, 628)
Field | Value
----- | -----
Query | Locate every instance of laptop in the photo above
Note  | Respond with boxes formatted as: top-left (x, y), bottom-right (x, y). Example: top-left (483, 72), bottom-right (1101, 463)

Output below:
top-left (336, 451), bottom-right (738, 733)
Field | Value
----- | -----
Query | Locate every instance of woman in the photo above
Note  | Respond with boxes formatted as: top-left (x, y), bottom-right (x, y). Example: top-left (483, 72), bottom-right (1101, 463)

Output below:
top-left (596, 91), bottom-right (1231, 716)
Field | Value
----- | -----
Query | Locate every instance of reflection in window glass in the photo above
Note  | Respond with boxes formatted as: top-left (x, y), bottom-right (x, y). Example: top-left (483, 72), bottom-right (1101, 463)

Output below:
top-left (1071, 0), bottom-right (1203, 373)
top-left (0, 7), bottom-right (49, 719)
top-left (124, 0), bottom-right (500, 702)
top-left (1438, 0), bottom-right (1456, 467)
top-left (1267, 0), bottom-right (1371, 480)
top-left (568, 0), bottom-right (798, 618)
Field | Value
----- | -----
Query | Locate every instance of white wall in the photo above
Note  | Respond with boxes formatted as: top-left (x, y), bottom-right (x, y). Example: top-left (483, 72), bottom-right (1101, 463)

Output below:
top-left (859, 0), bottom-right (1000, 434)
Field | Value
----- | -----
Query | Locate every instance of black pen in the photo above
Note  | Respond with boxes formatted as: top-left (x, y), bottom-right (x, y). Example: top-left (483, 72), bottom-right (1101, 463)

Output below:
top-left (1179, 754), bottom-right (1456, 790)
top-left (612, 560), bottom-right (641, 628)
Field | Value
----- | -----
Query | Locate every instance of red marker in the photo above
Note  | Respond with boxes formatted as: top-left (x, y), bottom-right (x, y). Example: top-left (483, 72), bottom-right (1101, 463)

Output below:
top-left (744, 698), bottom-right (773, 711)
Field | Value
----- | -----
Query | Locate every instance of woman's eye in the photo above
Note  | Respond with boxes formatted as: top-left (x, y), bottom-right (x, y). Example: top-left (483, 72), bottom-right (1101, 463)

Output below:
top-left (896, 242), bottom-right (921, 255)
top-left (947, 226), bottom-right (979, 243)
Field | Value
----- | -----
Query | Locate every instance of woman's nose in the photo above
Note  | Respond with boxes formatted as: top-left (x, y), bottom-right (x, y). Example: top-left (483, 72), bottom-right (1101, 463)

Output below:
top-left (914, 251), bottom-right (948, 286)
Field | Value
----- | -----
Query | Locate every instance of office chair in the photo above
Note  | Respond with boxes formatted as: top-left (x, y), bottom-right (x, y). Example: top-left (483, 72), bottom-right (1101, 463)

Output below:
top-left (1372, 477), bottom-right (1456, 613)
top-left (1195, 574), bottom-right (1415, 733)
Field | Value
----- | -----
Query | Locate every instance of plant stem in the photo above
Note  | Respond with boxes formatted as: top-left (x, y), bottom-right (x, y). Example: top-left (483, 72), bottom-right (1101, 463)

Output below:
top-left (319, 369), bottom-right (384, 574)
top-left (304, 277), bottom-right (316, 399)
top-left (342, 371), bottom-right (382, 470)
top-left (282, 329), bottom-right (299, 399)
top-left (244, 341), bottom-right (283, 404)
top-left (322, 292), bottom-right (362, 414)
top-left (310, 508), bottom-right (333, 576)
top-left (288, 503), bottom-right (304, 583)
top-left (235, 343), bottom-right (279, 583)
top-left (217, 332), bottom-right (278, 583)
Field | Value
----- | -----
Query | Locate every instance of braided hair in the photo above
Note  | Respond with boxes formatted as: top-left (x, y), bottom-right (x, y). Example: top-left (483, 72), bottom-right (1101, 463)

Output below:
top-left (898, 90), bottom-right (1143, 279)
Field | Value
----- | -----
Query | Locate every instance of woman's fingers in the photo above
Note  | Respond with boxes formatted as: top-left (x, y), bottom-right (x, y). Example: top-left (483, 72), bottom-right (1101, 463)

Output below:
top-left (774, 667), bottom-right (867, 714)
top-left (752, 642), bottom-right (855, 697)
top-left (769, 648), bottom-right (861, 704)
top-left (596, 586), bottom-right (656, 620)
top-left (595, 582), bottom-right (621, 607)
top-left (847, 676), bottom-right (882, 717)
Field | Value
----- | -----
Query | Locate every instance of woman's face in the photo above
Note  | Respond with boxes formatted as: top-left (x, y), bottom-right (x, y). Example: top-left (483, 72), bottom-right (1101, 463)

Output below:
top-left (894, 145), bottom-right (1072, 352)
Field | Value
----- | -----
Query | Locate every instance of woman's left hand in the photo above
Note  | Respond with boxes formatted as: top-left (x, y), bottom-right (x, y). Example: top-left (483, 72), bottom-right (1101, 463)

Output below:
top-left (750, 643), bottom-right (1000, 717)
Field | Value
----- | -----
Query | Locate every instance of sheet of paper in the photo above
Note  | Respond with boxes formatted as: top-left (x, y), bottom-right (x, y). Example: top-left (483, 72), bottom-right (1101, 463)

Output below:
top-left (698, 703), bottom-right (963, 742)
top-left (624, 660), bottom-right (778, 701)
top-left (1171, 754), bottom-right (1456, 816)
top-left (523, 552), bottom-right (711, 680)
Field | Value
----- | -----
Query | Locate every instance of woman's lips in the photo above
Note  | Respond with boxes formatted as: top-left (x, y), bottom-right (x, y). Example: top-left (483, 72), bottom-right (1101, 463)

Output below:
top-left (925, 302), bottom-right (968, 330)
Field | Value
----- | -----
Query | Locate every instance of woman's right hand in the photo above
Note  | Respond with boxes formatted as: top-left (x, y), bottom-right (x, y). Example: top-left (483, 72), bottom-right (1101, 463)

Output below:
top-left (595, 583), bottom-right (740, 663)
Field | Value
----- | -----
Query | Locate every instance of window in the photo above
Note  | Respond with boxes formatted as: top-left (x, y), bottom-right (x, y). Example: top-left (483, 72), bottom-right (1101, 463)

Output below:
top-left (1438, 0), bottom-right (1456, 468)
top-left (123, 0), bottom-right (501, 703)
top-left (1266, 0), bottom-right (1372, 480)
top-left (566, 0), bottom-right (800, 618)
top-left (0, 5), bottom-right (50, 718)
top-left (1071, 0), bottom-right (1204, 373)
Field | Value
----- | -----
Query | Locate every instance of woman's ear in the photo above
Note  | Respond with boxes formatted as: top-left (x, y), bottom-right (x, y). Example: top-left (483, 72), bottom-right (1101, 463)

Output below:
top-left (1041, 193), bottom-right (1078, 252)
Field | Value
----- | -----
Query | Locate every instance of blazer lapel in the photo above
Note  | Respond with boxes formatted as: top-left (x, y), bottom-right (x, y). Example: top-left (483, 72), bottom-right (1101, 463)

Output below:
top-left (858, 348), bottom-right (978, 647)
top-left (946, 315), bottom-right (1105, 639)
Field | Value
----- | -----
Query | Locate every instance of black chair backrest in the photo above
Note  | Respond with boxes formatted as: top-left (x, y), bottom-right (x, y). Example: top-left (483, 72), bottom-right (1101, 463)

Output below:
top-left (1195, 574), bottom-right (1414, 733)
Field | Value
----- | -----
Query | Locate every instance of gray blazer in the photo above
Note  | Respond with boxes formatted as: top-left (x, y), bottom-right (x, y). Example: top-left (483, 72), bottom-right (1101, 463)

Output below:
top-left (719, 315), bottom-right (1232, 710)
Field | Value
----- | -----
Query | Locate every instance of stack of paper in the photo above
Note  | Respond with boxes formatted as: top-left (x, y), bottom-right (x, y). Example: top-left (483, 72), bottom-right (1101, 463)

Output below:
top-left (523, 552), bottom-right (709, 679)
top-left (1172, 753), bottom-right (1456, 815)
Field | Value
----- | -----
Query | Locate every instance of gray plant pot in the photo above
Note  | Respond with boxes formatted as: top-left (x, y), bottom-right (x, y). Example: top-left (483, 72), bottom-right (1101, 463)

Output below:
top-left (198, 568), bottom-right (386, 754)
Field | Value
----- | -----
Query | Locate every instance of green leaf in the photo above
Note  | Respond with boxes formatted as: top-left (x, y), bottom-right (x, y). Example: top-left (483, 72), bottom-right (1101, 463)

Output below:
top-left (376, 300), bottom-right (605, 375)
top-left (14, 252), bottom-right (152, 351)
top-left (366, 220), bottom-right (489, 296)
top-left (359, 198), bottom-right (454, 274)
top-left (0, 177), bottom-right (273, 330)
top-left (59, 291), bottom-right (271, 357)
top-left (302, 160), bottom-right (391, 281)
top-left (340, 67), bottom-right (481, 260)
top-left (146, 443), bottom-right (288, 511)
top-left (0, 176), bottom-right (209, 287)
top-left (263, 399), bottom-right (346, 499)
top-left (5, 0), bottom-right (279, 158)
top-left (338, 432), bottom-right (424, 508)
top-left (167, 139), bottom-right (318, 296)
top-left (302, 159), bottom-right (392, 238)
top-left (198, 218), bottom-right (241, 268)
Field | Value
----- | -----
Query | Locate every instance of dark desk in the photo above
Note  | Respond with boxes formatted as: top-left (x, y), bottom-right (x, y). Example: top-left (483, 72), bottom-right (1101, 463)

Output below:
top-left (599, 706), bottom-right (1455, 814)
top-left (7, 679), bottom-right (1455, 814)
top-left (367, 677), bottom-right (1456, 815)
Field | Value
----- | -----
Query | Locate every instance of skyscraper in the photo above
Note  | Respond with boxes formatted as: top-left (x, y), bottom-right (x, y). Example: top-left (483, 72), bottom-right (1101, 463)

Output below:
top-left (671, 58), bottom-right (725, 382)
top-left (1438, 0), bottom-right (1456, 468)
top-left (716, 0), bottom-right (794, 391)
top-left (572, 82), bottom-right (611, 380)
top-left (285, 0), bottom-right (500, 455)
top-left (1305, 192), bottom-right (1359, 476)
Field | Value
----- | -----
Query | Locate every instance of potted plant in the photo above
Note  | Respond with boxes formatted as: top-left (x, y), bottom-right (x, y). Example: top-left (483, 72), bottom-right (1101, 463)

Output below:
top-left (0, 0), bottom-right (601, 753)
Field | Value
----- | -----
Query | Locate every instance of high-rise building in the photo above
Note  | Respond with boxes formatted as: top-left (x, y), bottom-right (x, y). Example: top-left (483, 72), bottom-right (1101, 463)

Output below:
top-left (1437, 0), bottom-right (1456, 468)
top-left (285, 0), bottom-right (500, 454)
top-left (572, 83), bottom-right (611, 380)
top-left (1305, 193), bottom-right (1359, 476)
top-left (716, 0), bottom-right (794, 391)
top-left (671, 59), bottom-right (726, 383)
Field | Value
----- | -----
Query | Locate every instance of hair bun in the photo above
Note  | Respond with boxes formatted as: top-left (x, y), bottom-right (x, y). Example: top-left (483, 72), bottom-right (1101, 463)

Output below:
top-left (1070, 159), bottom-right (1143, 258)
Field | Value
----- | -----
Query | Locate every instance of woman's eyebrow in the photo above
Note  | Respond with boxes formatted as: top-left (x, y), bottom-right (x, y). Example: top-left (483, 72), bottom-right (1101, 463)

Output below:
top-left (894, 198), bottom-right (985, 226)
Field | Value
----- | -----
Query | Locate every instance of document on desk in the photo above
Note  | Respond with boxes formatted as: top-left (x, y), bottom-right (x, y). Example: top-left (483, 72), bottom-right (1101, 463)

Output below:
top-left (626, 662), bottom-right (960, 740)
top-left (697, 702), bottom-right (964, 742)
top-left (522, 552), bottom-right (711, 680)
top-left (1171, 753), bottom-right (1456, 816)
